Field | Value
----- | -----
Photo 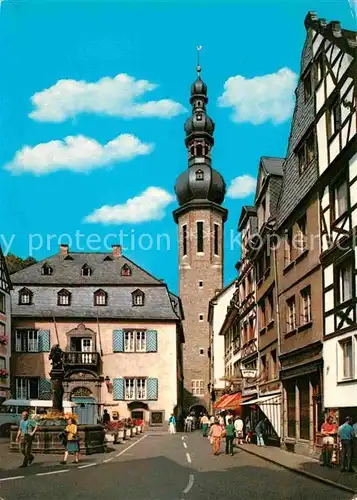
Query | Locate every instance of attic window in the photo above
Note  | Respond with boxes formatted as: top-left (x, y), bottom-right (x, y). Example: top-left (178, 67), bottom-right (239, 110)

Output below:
top-left (41, 263), bottom-right (53, 275)
top-left (58, 289), bottom-right (71, 306)
top-left (196, 169), bottom-right (204, 181)
top-left (103, 256), bottom-right (113, 261)
top-left (81, 264), bottom-right (92, 277)
top-left (171, 299), bottom-right (177, 311)
top-left (132, 289), bottom-right (145, 306)
top-left (94, 289), bottom-right (107, 306)
top-left (121, 264), bottom-right (132, 277)
top-left (19, 288), bottom-right (32, 305)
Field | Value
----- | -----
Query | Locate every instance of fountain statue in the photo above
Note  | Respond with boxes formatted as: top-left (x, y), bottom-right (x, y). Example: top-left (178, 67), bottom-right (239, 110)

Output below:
top-left (49, 344), bottom-right (65, 413)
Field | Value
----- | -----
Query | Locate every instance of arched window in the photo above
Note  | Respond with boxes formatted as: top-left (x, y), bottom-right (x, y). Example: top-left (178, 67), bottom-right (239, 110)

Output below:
top-left (196, 144), bottom-right (203, 157)
top-left (81, 264), bottom-right (92, 277)
top-left (58, 289), bottom-right (71, 306)
top-left (190, 145), bottom-right (195, 157)
top-left (94, 289), bottom-right (107, 306)
top-left (132, 289), bottom-right (145, 306)
top-left (41, 263), bottom-right (53, 275)
top-left (18, 288), bottom-right (32, 305)
top-left (196, 169), bottom-right (204, 181)
top-left (121, 264), bottom-right (132, 277)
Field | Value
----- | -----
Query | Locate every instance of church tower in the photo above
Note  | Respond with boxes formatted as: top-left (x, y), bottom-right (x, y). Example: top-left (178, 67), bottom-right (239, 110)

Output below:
top-left (173, 56), bottom-right (227, 412)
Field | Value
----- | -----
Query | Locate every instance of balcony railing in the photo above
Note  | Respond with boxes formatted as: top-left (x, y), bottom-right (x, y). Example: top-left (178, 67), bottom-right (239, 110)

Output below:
top-left (63, 352), bottom-right (100, 367)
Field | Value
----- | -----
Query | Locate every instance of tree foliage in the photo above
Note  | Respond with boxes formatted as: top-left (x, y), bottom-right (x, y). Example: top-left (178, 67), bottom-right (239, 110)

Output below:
top-left (5, 254), bottom-right (37, 274)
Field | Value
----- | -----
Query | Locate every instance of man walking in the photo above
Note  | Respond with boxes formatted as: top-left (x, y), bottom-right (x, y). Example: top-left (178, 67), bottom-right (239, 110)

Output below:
top-left (320, 415), bottom-right (337, 467)
top-left (15, 411), bottom-right (38, 468)
top-left (201, 414), bottom-right (210, 437)
top-left (225, 418), bottom-right (235, 456)
top-left (168, 413), bottom-right (176, 434)
top-left (255, 418), bottom-right (267, 447)
top-left (338, 416), bottom-right (355, 473)
top-left (234, 415), bottom-right (244, 445)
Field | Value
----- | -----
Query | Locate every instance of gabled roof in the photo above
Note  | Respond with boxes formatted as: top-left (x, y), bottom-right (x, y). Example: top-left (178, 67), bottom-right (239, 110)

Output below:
top-left (255, 157), bottom-right (284, 203)
top-left (10, 251), bottom-right (163, 286)
top-left (238, 205), bottom-right (257, 231)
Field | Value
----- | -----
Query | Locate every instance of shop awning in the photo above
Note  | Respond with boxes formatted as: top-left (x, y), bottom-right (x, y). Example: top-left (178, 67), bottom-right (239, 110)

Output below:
top-left (241, 393), bottom-right (282, 437)
top-left (214, 393), bottom-right (241, 410)
top-left (213, 394), bottom-right (231, 409)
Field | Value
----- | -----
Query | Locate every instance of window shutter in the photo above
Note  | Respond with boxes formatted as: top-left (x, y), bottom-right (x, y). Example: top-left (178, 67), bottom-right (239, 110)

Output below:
top-left (147, 378), bottom-right (158, 400)
top-left (146, 330), bottom-right (158, 352)
top-left (38, 330), bottom-right (51, 352)
top-left (113, 378), bottom-right (125, 400)
top-left (39, 378), bottom-right (52, 400)
top-left (112, 330), bottom-right (124, 352)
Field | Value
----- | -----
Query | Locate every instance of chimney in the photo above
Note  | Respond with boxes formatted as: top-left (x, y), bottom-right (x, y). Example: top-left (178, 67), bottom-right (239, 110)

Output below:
top-left (60, 244), bottom-right (69, 257)
top-left (330, 21), bottom-right (342, 37)
top-left (112, 245), bottom-right (122, 258)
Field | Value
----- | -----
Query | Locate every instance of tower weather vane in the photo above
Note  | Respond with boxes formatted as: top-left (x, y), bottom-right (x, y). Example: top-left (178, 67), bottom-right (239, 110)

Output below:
top-left (196, 45), bottom-right (202, 76)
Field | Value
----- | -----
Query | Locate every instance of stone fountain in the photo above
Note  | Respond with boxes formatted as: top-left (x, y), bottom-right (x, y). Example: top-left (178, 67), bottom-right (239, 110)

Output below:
top-left (10, 345), bottom-right (106, 454)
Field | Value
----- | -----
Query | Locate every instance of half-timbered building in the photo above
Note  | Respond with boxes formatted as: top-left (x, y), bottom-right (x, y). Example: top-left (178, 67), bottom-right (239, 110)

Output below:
top-left (0, 246), bottom-right (12, 407)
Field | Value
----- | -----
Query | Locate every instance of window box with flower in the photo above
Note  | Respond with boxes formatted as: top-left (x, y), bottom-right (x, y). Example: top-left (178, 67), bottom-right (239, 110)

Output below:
top-left (0, 369), bottom-right (9, 378)
top-left (104, 421), bottom-right (124, 443)
top-left (0, 335), bottom-right (8, 346)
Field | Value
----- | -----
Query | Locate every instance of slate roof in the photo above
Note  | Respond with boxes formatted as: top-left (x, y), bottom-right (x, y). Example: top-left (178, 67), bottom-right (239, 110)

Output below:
top-left (260, 157), bottom-right (285, 177)
top-left (238, 206), bottom-right (257, 231)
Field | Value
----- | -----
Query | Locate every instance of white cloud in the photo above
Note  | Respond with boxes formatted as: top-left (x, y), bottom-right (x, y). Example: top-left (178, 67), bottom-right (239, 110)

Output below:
top-left (85, 187), bottom-right (175, 224)
top-left (29, 74), bottom-right (186, 122)
top-left (5, 134), bottom-right (153, 175)
top-left (218, 68), bottom-right (298, 125)
top-left (227, 175), bottom-right (256, 199)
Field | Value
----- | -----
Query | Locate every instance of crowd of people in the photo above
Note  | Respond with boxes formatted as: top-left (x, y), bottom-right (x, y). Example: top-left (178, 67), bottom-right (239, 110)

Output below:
top-left (320, 415), bottom-right (357, 473)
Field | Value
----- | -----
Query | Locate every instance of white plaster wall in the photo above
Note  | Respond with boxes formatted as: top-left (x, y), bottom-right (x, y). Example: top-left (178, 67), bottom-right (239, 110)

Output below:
top-left (312, 32), bottom-right (324, 55)
top-left (212, 283), bottom-right (235, 390)
top-left (324, 333), bottom-right (357, 408)
top-left (329, 135), bottom-right (340, 164)
top-left (317, 114), bottom-right (328, 174)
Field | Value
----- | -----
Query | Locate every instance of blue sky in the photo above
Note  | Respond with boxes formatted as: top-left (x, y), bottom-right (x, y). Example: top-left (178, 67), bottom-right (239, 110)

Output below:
top-left (0, 0), bottom-right (355, 293)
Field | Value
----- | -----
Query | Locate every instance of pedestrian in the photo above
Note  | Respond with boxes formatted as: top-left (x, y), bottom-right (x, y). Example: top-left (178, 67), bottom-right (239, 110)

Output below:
top-left (234, 415), bottom-right (244, 445)
top-left (168, 413), bottom-right (176, 434)
top-left (338, 416), bottom-right (355, 473)
top-left (185, 415), bottom-right (192, 433)
top-left (255, 418), bottom-right (267, 447)
top-left (225, 411), bottom-right (231, 425)
top-left (225, 418), bottom-right (235, 456)
top-left (320, 415), bottom-right (337, 467)
top-left (209, 419), bottom-right (223, 455)
top-left (245, 417), bottom-right (252, 443)
top-left (210, 414), bottom-right (215, 426)
top-left (201, 414), bottom-right (210, 437)
top-left (219, 414), bottom-right (225, 427)
top-left (15, 411), bottom-right (38, 468)
top-left (102, 409), bottom-right (110, 425)
top-left (61, 417), bottom-right (80, 464)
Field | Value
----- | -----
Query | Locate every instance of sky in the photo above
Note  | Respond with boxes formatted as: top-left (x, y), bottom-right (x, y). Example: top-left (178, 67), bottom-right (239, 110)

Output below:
top-left (0, 0), bottom-right (356, 293)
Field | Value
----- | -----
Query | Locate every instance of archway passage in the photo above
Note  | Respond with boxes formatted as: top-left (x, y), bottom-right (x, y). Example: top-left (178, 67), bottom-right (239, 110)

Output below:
top-left (189, 404), bottom-right (207, 418)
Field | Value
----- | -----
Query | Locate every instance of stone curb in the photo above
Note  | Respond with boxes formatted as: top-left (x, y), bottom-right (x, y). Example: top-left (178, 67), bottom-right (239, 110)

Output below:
top-left (237, 445), bottom-right (357, 495)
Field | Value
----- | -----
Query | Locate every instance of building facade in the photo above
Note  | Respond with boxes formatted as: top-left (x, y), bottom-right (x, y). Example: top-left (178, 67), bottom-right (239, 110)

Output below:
top-left (0, 246), bottom-right (12, 405)
top-left (173, 64), bottom-right (227, 413)
top-left (10, 244), bottom-right (184, 426)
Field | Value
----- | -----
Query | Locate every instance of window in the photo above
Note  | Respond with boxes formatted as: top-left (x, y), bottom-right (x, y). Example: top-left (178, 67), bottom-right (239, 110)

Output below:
top-left (196, 144), bottom-right (203, 156)
top-left (196, 169), bottom-right (204, 181)
top-left (15, 378), bottom-right (39, 399)
top-left (286, 297), bottom-right (296, 332)
top-left (199, 314), bottom-right (204, 321)
top-left (303, 71), bottom-right (312, 102)
top-left (125, 378), bottom-right (147, 400)
top-left (41, 263), bottom-right (52, 275)
top-left (340, 338), bottom-right (353, 379)
top-left (132, 290), bottom-right (145, 306)
top-left (58, 289), bottom-right (71, 306)
top-left (94, 289), bottom-right (107, 306)
top-left (81, 264), bottom-right (92, 277)
top-left (267, 292), bottom-right (274, 323)
top-left (333, 177), bottom-right (348, 220)
top-left (297, 214), bottom-right (307, 252)
top-left (196, 113), bottom-right (202, 121)
top-left (18, 288), bottom-right (32, 305)
top-left (0, 356), bottom-right (5, 370)
top-left (270, 350), bottom-right (277, 380)
top-left (15, 330), bottom-right (38, 352)
top-left (124, 331), bottom-right (146, 352)
top-left (287, 382), bottom-right (296, 438)
top-left (121, 264), bottom-right (131, 276)
top-left (191, 380), bottom-right (204, 396)
top-left (315, 53), bottom-right (324, 83)
top-left (298, 132), bottom-right (315, 174)
top-left (336, 258), bottom-right (353, 305)
top-left (328, 98), bottom-right (342, 138)
top-left (197, 222), bottom-right (204, 253)
top-left (182, 225), bottom-right (188, 256)
top-left (300, 287), bottom-right (312, 324)
top-left (261, 355), bottom-right (267, 381)
top-left (299, 376), bottom-right (310, 440)
top-left (259, 300), bottom-right (266, 330)
top-left (0, 292), bottom-right (5, 314)
top-left (199, 281), bottom-right (203, 288)
top-left (213, 224), bottom-right (219, 255)
top-left (199, 348), bottom-right (204, 355)
top-left (285, 228), bottom-right (293, 265)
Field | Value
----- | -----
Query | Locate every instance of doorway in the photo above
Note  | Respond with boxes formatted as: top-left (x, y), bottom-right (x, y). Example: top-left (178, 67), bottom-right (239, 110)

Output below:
top-left (70, 337), bottom-right (93, 364)
top-left (72, 397), bottom-right (96, 424)
top-left (131, 410), bottom-right (144, 420)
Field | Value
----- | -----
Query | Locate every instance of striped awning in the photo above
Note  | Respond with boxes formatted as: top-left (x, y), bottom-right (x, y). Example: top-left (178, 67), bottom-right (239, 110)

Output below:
top-left (214, 393), bottom-right (241, 410)
top-left (213, 394), bottom-right (231, 409)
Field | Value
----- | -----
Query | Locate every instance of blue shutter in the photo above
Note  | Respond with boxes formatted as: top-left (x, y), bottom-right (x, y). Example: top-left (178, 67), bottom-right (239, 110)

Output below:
top-left (146, 330), bottom-right (158, 352)
top-left (113, 378), bottom-right (125, 400)
top-left (38, 330), bottom-right (51, 352)
top-left (39, 379), bottom-right (52, 400)
top-left (147, 378), bottom-right (158, 400)
top-left (113, 330), bottom-right (124, 352)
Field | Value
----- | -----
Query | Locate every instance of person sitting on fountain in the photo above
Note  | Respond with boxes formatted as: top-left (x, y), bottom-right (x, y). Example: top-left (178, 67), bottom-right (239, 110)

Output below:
top-left (61, 417), bottom-right (80, 464)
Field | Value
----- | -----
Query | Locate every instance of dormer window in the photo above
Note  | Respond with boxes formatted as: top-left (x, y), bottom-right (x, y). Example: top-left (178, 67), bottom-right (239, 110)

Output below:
top-left (103, 256), bottom-right (113, 261)
top-left (58, 289), bottom-right (71, 306)
top-left (190, 145), bottom-right (195, 157)
top-left (41, 263), bottom-right (53, 275)
top-left (196, 169), bottom-right (204, 181)
top-left (121, 264), bottom-right (132, 277)
top-left (132, 289), bottom-right (145, 306)
top-left (19, 288), bottom-right (32, 305)
top-left (64, 255), bottom-right (74, 260)
top-left (81, 264), bottom-right (92, 277)
top-left (94, 289), bottom-right (107, 306)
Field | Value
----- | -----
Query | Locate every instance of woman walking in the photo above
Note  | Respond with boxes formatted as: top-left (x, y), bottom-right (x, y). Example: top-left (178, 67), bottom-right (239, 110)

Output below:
top-left (61, 417), bottom-right (79, 464)
top-left (168, 414), bottom-right (176, 434)
top-left (209, 419), bottom-right (223, 456)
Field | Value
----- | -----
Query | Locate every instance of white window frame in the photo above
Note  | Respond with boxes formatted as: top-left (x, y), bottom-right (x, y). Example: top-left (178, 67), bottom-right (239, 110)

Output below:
top-left (19, 291), bottom-right (31, 305)
top-left (337, 260), bottom-right (353, 304)
top-left (124, 330), bottom-right (146, 352)
top-left (287, 298), bottom-right (296, 332)
top-left (15, 378), bottom-right (39, 400)
top-left (338, 337), bottom-right (354, 381)
top-left (0, 356), bottom-right (5, 370)
top-left (94, 291), bottom-right (107, 306)
top-left (300, 288), bottom-right (312, 324)
top-left (133, 294), bottom-right (143, 306)
top-left (135, 331), bottom-right (146, 352)
top-left (191, 379), bottom-right (204, 396)
top-left (58, 292), bottom-right (70, 306)
top-left (124, 378), bottom-right (147, 400)
top-left (15, 330), bottom-right (38, 353)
